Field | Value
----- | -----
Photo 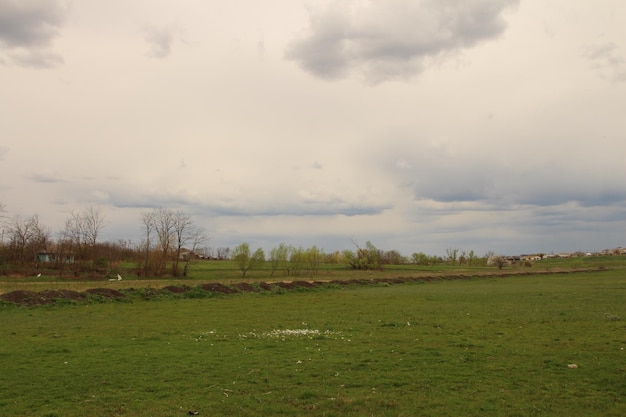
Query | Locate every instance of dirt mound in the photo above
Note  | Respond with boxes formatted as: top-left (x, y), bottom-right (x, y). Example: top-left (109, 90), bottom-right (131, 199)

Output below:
top-left (375, 278), bottom-right (408, 285)
top-left (136, 288), bottom-right (165, 298)
top-left (291, 280), bottom-right (317, 288)
top-left (40, 290), bottom-right (86, 303)
top-left (275, 281), bottom-right (296, 289)
top-left (162, 285), bottom-right (192, 294)
top-left (231, 282), bottom-right (259, 292)
top-left (328, 279), bottom-right (370, 286)
top-left (1, 290), bottom-right (45, 306)
top-left (199, 283), bottom-right (238, 294)
top-left (84, 288), bottom-right (125, 299)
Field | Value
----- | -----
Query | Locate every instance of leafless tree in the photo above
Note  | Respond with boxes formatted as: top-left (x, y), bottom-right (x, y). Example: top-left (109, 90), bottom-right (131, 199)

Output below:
top-left (154, 207), bottom-right (175, 276)
top-left (139, 210), bottom-right (156, 276)
top-left (182, 226), bottom-right (210, 277)
top-left (172, 210), bottom-right (193, 277)
top-left (62, 211), bottom-right (84, 255)
top-left (0, 202), bottom-right (6, 244)
top-left (140, 207), bottom-right (206, 277)
top-left (216, 247), bottom-right (230, 260)
top-left (5, 214), bottom-right (50, 264)
top-left (60, 207), bottom-right (107, 271)
top-left (82, 206), bottom-right (107, 248)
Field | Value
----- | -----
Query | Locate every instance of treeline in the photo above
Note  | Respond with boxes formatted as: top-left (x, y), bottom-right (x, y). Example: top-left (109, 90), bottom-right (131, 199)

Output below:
top-left (0, 202), bottom-right (490, 278)
top-left (0, 206), bottom-right (133, 275)
top-left (0, 204), bottom-right (207, 277)
top-left (228, 241), bottom-right (490, 277)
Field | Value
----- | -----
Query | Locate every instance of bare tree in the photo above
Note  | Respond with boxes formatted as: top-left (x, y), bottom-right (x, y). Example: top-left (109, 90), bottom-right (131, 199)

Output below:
top-left (139, 207), bottom-right (206, 277)
top-left (62, 211), bottom-right (85, 257)
top-left (5, 214), bottom-right (50, 265)
top-left (62, 207), bottom-right (107, 269)
top-left (172, 210), bottom-right (193, 277)
top-left (0, 202), bottom-right (7, 244)
top-left (139, 210), bottom-right (156, 276)
top-left (182, 226), bottom-right (210, 277)
top-left (154, 207), bottom-right (175, 276)
top-left (82, 206), bottom-right (106, 248)
top-left (216, 247), bottom-right (230, 260)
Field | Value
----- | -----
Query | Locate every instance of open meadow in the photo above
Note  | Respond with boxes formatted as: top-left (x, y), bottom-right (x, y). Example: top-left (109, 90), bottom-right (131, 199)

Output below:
top-left (1, 263), bottom-right (625, 416)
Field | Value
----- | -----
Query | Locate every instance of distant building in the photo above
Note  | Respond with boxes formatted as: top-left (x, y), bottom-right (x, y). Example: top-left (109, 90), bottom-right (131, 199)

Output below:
top-left (36, 252), bottom-right (75, 264)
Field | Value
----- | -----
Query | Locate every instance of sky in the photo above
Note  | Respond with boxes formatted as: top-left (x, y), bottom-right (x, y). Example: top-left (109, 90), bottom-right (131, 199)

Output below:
top-left (1, 0), bottom-right (625, 257)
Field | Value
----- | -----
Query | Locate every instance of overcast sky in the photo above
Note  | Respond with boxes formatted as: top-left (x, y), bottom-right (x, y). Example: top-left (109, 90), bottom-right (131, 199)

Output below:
top-left (1, 0), bottom-right (625, 256)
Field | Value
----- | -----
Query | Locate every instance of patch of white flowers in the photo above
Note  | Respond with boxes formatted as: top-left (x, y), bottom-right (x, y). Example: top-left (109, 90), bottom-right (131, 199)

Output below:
top-left (240, 328), bottom-right (340, 340)
top-left (186, 324), bottom-right (351, 342)
top-left (187, 330), bottom-right (220, 342)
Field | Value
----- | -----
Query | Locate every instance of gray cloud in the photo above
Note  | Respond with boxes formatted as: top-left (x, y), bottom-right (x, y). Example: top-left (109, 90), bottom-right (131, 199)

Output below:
top-left (287, 0), bottom-right (518, 83)
top-left (209, 203), bottom-right (388, 218)
top-left (376, 138), bottom-right (626, 210)
top-left (585, 42), bottom-right (626, 82)
top-left (144, 26), bottom-right (178, 59)
top-left (27, 173), bottom-right (67, 184)
top-left (8, 49), bottom-right (64, 68)
top-left (103, 185), bottom-right (389, 218)
top-left (0, 0), bottom-right (66, 47)
top-left (0, 0), bottom-right (68, 68)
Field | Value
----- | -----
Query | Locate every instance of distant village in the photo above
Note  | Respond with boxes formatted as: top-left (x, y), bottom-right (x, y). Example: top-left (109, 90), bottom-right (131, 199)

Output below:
top-left (508, 247), bottom-right (626, 262)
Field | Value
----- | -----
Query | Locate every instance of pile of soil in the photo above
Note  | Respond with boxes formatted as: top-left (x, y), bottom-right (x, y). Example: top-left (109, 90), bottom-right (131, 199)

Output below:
top-left (84, 288), bottom-right (125, 298)
top-left (231, 282), bottom-right (259, 292)
top-left (0, 289), bottom-right (86, 306)
top-left (199, 283), bottom-right (238, 294)
top-left (162, 285), bottom-right (192, 294)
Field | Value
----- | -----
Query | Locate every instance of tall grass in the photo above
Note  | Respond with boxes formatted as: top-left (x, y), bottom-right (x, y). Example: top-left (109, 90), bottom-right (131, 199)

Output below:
top-left (1, 269), bottom-right (625, 416)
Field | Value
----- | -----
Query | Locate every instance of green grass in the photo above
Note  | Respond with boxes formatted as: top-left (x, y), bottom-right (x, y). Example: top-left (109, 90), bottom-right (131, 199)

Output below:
top-left (1, 269), bottom-right (625, 416)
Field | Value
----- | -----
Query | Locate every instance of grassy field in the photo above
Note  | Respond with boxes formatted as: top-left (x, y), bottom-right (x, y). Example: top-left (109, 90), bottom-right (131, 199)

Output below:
top-left (1, 267), bottom-right (625, 416)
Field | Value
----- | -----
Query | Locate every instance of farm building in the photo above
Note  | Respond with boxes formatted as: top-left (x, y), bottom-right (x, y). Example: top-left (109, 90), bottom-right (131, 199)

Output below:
top-left (36, 252), bottom-right (75, 264)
